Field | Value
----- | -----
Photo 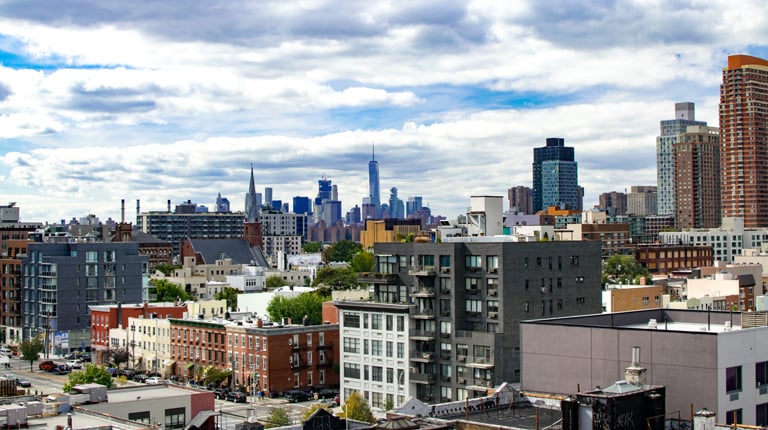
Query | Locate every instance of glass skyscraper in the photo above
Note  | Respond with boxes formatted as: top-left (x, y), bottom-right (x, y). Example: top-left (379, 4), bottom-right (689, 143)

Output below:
top-left (368, 143), bottom-right (381, 216)
top-left (532, 138), bottom-right (580, 212)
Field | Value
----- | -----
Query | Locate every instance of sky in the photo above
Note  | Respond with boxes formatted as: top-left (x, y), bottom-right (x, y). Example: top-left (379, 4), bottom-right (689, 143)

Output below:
top-left (1, 0), bottom-right (767, 224)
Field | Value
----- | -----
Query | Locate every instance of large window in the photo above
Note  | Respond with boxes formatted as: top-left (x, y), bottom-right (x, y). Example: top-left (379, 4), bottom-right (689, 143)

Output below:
top-left (466, 255), bottom-right (482, 269)
top-left (343, 312), bottom-right (360, 328)
top-left (726, 366), bottom-right (742, 393)
top-left (128, 411), bottom-right (150, 425)
top-left (343, 337), bottom-right (360, 353)
top-left (726, 409), bottom-right (742, 425)
top-left (439, 255), bottom-right (451, 269)
top-left (165, 407), bottom-right (186, 430)
top-left (344, 363), bottom-right (360, 379)
top-left (758, 403), bottom-right (768, 427)
top-left (372, 366), bottom-right (383, 382)
top-left (372, 340), bottom-right (382, 356)
top-left (465, 300), bottom-right (482, 313)
top-left (757, 361), bottom-right (768, 387)
top-left (377, 255), bottom-right (397, 274)
top-left (372, 314), bottom-right (382, 330)
top-left (486, 256), bottom-right (498, 271)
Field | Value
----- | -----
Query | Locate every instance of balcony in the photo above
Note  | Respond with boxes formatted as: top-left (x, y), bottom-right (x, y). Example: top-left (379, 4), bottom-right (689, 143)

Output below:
top-left (467, 379), bottom-right (495, 391)
top-left (410, 287), bottom-right (435, 297)
top-left (409, 265), bottom-right (436, 277)
top-left (410, 352), bottom-right (436, 363)
top-left (409, 372), bottom-right (436, 384)
top-left (410, 330), bottom-right (435, 340)
top-left (412, 309), bottom-right (435, 319)
top-left (466, 357), bottom-right (494, 369)
top-left (358, 272), bottom-right (399, 285)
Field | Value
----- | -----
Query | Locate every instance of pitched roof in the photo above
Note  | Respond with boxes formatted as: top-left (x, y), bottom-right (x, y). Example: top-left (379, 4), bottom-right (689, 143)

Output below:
top-left (187, 238), bottom-right (268, 266)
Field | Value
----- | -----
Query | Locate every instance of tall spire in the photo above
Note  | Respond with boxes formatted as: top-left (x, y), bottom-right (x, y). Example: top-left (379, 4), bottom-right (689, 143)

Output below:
top-left (245, 163), bottom-right (259, 223)
top-left (372, 141), bottom-right (375, 161)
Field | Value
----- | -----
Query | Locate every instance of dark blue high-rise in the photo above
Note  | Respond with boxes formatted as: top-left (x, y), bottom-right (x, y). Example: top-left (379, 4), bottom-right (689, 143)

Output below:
top-left (532, 138), bottom-right (579, 212)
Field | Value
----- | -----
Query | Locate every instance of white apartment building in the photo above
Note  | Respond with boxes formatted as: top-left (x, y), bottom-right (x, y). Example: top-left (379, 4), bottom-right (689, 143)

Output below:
top-left (659, 217), bottom-right (768, 263)
top-left (335, 301), bottom-right (411, 409)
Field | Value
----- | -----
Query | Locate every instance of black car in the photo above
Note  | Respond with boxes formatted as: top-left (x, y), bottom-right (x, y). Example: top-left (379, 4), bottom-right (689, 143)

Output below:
top-left (116, 369), bottom-right (136, 379)
top-left (284, 389), bottom-right (311, 403)
top-left (214, 388), bottom-right (230, 400)
top-left (52, 364), bottom-right (71, 375)
top-left (226, 391), bottom-right (247, 403)
top-left (133, 373), bottom-right (149, 383)
top-left (315, 389), bottom-right (338, 400)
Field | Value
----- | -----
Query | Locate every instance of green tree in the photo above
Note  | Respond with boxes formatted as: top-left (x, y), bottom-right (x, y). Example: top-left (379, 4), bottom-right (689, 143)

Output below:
top-left (265, 275), bottom-right (286, 290)
top-left (349, 250), bottom-right (374, 273)
top-left (323, 240), bottom-right (362, 262)
top-left (63, 364), bottom-right (114, 392)
top-left (19, 337), bottom-right (43, 371)
top-left (266, 293), bottom-right (326, 325)
top-left (215, 287), bottom-right (239, 311)
top-left (301, 403), bottom-right (332, 421)
top-left (303, 241), bottom-right (323, 253)
top-left (340, 391), bottom-right (375, 423)
top-left (153, 263), bottom-right (180, 276)
top-left (311, 267), bottom-right (359, 290)
top-left (203, 367), bottom-right (230, 387)
top-left (151, 279), bottom-right (192, 302)
top-left (264, 407), bottom-right (291, 428)
top-left (602, 255), bottom-right (650, 285)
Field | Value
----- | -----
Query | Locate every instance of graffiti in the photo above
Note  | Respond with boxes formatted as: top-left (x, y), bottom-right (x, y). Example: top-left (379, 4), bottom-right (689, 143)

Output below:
top-left (616, 411), bottom-right (635, 430)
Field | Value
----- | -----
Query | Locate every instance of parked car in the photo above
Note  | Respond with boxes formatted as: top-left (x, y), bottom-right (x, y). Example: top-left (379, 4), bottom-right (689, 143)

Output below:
top-left (66, 359), bottom-right (83, 369)
top-left (214, 388), bottom-right (230, 400)
top-left (313, 398), bottom-right (336, 408)
top-left (116, 369), bottom-right (135, 379)
top-left (226, 391), bottom-right (247, 403)
top-left (52, 364), bottom-right (71, 375)
top-left (39, 360), bottom-right (57, 372)
top-left (4, 374), bottom-right (31, 388)
top-left (284, 389), bottom-right (311, 403)
top-left (315, 388), bottom-right (338, 400)
top-left (146, 376), bottom-right (162, 385)
top-left (133, 373), bottom-right (149, 383)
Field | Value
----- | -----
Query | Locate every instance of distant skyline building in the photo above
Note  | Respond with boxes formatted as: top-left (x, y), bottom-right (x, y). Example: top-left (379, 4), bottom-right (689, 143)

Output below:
top-left (215, 193), bottom-right (230, 213)
top-left (388, 187), bottom-right (404, 219)
top-left (406, 196), bottom-right (423, 217)
top-left (314, 177), bottom-right (342, 225)
top-left (532, 138), bottom-right (580, 212)
top-left (292, 196), bottom-right (312, 216)
top-left (720, 55), bottom-right (768, 227)
top-left (508, 186), bottom-right (533, 214)
top-left (674, 125), bottom-right (721, 229)
top-left (656, 102), bottom-right (707, 217)
top-left (368, 143), bottom-right (381, 217)
top-left (627, 186), bottom-right (658, 216)
top-left (598, 191), bottom-right (627, 215)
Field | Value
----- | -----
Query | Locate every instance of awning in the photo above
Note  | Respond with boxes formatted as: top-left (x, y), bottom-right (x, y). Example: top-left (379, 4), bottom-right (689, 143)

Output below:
top-left (185, 363), bottom-right (195, 370)
top-left (163, 360), bottom-right (175, 368)
top-left (186, 410), bottom-right (217, 430)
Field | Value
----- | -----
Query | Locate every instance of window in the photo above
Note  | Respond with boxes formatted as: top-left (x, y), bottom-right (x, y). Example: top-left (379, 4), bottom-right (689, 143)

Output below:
top-left (372, 366), bottom-right (383, 382)
top-left (397, 342), bottom-right (404, 358)
top-left (486, 256), bottom-right (498, 271)
top-left (294, 372), bottom-right (300, 387)
top-left (439, 255), bottom-right (451, 269)
top-left (129, 411), bottom-right (151, 425)
top-left (397, 316), bottom-right (405, 331)
top-left (386, 315), bottom-right (393, 331)
top-left (465, 300), bottom-right (482, 313)
top-left (386, 341), bottom-right (393, 357)
top-left (757, 403), bottom-right (768, 427)
top-left (165, 407), bottom-right (186, 430)
top-left (465, 255), bottom-right (481, 269)
top-left (757, 361), bottom-right (768, 387)
top-left (726, 409), bottom-right (742, 425)
top-left (343, 312), bottom-right (360, 328)
top-left (372, 340), bottom-right (382, 356)
top-left (344, 363), bottom-right (360, 379)
top-left (726, 366), bottom-right (742, 392)
top-left (387, 367), bottom-right (394, 383)
top-left (343, 337), bottom-right (360, 353)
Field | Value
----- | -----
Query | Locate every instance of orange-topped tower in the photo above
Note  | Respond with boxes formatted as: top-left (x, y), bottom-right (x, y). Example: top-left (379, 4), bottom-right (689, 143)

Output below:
top-left (720, 54), bottom-right (768, 227)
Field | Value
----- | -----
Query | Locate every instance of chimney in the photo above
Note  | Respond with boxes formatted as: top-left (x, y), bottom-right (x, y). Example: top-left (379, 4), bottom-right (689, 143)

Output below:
top-left (136, 199), bottom-right (140, 218)
top-left (121, 199), bottom-right (125, 223)
top-left (167, 199), bottom-right (171, 213)
top-left (624, 346), bottom-right (647, 386)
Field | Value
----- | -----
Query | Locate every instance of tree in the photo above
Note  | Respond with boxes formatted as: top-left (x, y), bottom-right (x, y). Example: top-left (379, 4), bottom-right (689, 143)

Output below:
top-left (266, 293), bottom-right (326, 325)
top-left (311, 267), bottom-right (359, 290)
top-left (151, 279), bottom-right (192, 302)
top-left (264, 407), bottom-right (291, 428)
top-left (110, 347), bottom-right (130, 369)
top-left (153, 263), bottom-right (180, 276)
top-left (303, 241), bottom-right (323, 253)
top-left (63, 364), bottom-right (114, 392)
top-left (19, 337), bottom-right (43, 371)
top-left (265, 275), bottom-right (286, 290)
top-left (349, 251), bottom-right (374, 273)
top-left (340, 391), bottom-right (375, 423)
top-left (203, 366), bottom-right (230, 387)
top-left (215, 287), bottom-right (239, 311)
top-left (323, 240), bottom-right (362, 262)
top-left (602, 255), bottom-right (650, 285)
top-left (301, 403), bottom-right (332, 421)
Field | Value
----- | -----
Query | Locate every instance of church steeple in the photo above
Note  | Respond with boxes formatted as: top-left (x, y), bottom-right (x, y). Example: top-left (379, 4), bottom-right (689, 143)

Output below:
top-left (245, 163), bottom-right (259, 223)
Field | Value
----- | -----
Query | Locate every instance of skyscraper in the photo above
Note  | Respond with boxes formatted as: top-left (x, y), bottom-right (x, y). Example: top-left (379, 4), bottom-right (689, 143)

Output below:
top-left (368, 143), bottom-right (381, 216)
top-left (720, 55), bottom-right (768, 227)
top-left (674, 125), bottom-right (720, 228)
top-left (656, 103), bottom-right (706, 216)
top-left (598, 191), bottom-right (627, 215)
top-left (532, 138), bottom-right (579, 212)
top-left (507, 186), bottom-right (533, 214)
top-left (406, 196), bottom-right (423, 217)
top-left (627, 186), bottom-right (657, 216)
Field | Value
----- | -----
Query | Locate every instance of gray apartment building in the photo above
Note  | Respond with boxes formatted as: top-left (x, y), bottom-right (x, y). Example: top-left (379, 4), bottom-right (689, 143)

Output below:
top-left (348, 237), bottom-right (602, 405)
top-left (22, 242), bottom-right (147, 353)
top-left (520, 309), bottom-right (768, 426)
top-left (137, 210), bottom-right (246, 258)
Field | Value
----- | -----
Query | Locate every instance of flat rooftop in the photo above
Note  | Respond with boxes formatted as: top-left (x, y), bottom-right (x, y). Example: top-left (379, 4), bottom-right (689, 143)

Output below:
top-left (524, 308), bottom-right (751, 335)
top-left (107, 383), bottom-right (198, 403)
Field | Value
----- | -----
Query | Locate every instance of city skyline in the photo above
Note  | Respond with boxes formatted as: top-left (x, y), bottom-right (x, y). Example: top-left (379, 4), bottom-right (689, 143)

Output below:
top-left (0, 1), bottom-right (766, 223)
